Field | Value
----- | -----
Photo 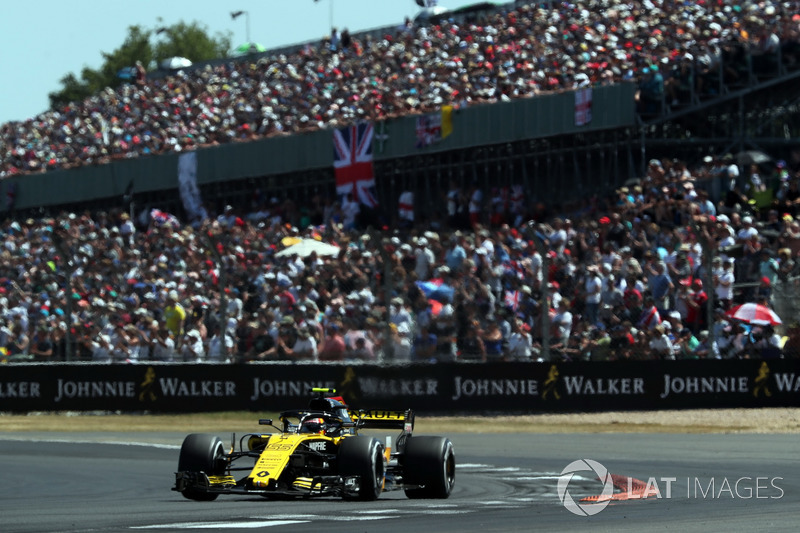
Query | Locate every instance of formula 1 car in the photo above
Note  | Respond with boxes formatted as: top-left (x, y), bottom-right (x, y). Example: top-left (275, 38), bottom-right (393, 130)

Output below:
top-left (173, 388), bottom-right (455, 501)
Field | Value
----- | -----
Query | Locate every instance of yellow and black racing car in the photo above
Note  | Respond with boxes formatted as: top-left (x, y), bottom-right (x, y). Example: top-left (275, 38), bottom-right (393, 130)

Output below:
top-left (173, 388), bottom-right (455, 501)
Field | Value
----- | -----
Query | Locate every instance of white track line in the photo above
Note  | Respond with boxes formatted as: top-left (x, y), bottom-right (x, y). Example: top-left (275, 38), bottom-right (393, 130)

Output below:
top-left (133, 520), bottom-right (308, 529)
top-left (0, 437), bottom-right (179, 449)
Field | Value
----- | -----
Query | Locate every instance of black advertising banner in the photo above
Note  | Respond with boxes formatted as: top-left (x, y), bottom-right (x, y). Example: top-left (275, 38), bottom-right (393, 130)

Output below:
top-left (0, 360), bottom-right (799, 413)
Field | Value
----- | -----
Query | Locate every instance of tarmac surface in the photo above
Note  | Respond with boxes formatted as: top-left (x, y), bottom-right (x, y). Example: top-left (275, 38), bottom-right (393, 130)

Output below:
top-left (0, 431), bottom-right (796, 532)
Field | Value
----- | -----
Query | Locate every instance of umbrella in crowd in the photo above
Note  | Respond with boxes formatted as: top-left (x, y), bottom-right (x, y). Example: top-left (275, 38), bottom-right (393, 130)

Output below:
top-left (233, 42), bottom-right (267, 55)
top-left (275, 238), bottom-right (340, 258)
top-left (726, 303), bottom-right (782, 326)
top-left (735, 150), bottom-right (772, 166)
top-left (415, 279), bottom-right (455, 303)
top-left (160, 56), bottom-right (193, 70)
top-left (416, 279), bottom-right (442, 296)
top-left (116, 66), bottom-right (136, 80)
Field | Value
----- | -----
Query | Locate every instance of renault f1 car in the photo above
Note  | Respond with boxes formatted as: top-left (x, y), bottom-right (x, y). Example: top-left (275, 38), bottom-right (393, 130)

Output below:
top-left (173, 388), bottom-right (455, 501)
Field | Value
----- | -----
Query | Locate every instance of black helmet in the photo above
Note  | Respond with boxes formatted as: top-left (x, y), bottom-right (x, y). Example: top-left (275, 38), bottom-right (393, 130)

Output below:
top-left (300, 417), bottom-right (325, 434)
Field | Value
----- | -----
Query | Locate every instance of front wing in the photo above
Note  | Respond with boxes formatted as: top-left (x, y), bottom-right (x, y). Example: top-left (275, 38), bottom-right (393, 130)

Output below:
top-left (173, 470), bottom-right (361, 498)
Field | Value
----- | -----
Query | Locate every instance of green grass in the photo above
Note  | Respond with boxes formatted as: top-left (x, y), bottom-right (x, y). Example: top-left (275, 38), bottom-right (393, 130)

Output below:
top-left (2, 409), bottom-right (798, 434)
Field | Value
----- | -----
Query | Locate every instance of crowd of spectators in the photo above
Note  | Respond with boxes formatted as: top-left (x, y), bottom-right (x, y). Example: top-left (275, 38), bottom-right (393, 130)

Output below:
top-left (2, 0), bottom-right (800, 176)
top-left (2, 1), bottom-right (800, 363)
top-left (2, 147), bottom-right (800, 364)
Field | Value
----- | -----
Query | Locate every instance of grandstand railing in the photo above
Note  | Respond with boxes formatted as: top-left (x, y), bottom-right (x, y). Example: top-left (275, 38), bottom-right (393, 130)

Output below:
top-left (1, 84), bottom-right (636, 214)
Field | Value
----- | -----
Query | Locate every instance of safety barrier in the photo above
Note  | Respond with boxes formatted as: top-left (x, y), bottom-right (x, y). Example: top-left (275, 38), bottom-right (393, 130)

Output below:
top-left (0, 359), bottom-right (797, 413)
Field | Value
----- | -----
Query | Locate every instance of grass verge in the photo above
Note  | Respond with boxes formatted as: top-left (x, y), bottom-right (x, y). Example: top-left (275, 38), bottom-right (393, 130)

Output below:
top-left (1, 408), bottom-right (799, 434)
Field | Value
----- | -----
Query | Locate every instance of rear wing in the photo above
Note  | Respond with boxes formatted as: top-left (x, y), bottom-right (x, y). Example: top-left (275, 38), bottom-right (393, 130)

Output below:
top-left (349, 409), bottom-right (415, 433)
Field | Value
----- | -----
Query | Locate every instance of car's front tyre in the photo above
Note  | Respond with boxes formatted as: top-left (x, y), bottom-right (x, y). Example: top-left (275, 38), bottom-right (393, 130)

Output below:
top-left (338, 437), bottom-right (385, 501)
top-left (177, 433), bottom-right (227, 501)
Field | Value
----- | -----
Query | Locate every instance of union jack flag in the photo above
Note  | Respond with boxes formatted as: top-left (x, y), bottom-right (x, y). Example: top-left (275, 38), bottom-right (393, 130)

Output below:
top-left (149, 209), bottom-right (180, 229)
top-left (333, 122), bottom-right (377, 208)
top-left (503, 260), bottom-right (525, 280)
top-left (504, 290), bottom-right (520, 311)
top-left (575, 87), bottom-right (592, 126)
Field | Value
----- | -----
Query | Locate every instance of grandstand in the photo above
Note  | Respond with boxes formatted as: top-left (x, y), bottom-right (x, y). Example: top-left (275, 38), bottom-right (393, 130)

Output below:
top-left (1, 0), bottom-right (798, 220)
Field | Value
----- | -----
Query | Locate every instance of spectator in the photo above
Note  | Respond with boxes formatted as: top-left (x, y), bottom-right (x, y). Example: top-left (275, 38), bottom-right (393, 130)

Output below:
top-left (344, 335), bottom-right (369, 360)
top-left (207, 325), bottom-right (235, 363)
top-left (51, 322), bottom-right (68, 361)
top-left (29, 326), bottom-right (53, 361)
top-left (458, 321), bottom-right (486, 362)
top-left (587, 327), bottom-right (612, 362)
top-left (649, 324), bottom-right (674, 360)
top-left (583, 264), bottom-right (602, 327)
top-left (318, 323), bottom-right (346, 361)
top-left (412, 324), bottom-right (437, 362)
top-left (714, 258), bottom-right (735, 310)
top-left (291, 325), bottom-right (319, 361)
top-left (638, 65), bottom-right (665, 114)
top-left (151, 326), bottom-right (176, 362)
top-left (551, 298), bottom-right (573, 351)
top-left (7, 323), bottom-right (30, 360)
top-left (692, 330), bottom-right (719, 359)
top-left (181, 330), bottom-right (205, 362)
top-left (777, 247), bottom-right (796, 281)
top-left (683, 279), bottom-right (708, 334)
top-left (506, 319), bottom-right (532, 361)
top-left (91, 331), bottom-right (113, 362)
top-left (250, 321), bottom-right (278, 361)
top-left (647, 261), bottom-right (674, 315)
top-left (121, 323), bottom-right (146, 363)
top-left (414, 237), bottom-right (435, 280)
top-left (163, 290), bottom-right (186, 340)
top-left (675, 327), bottom-right (700, 359)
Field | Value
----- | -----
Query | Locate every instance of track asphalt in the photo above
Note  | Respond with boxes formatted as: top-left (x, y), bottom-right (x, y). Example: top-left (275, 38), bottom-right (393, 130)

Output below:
top-left (0, 432), bottom-right (796, 532)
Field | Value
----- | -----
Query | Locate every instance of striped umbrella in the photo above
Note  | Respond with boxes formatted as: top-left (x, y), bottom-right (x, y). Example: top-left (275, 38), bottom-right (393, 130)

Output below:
top-left (725, 303), bottom-right (782, 326)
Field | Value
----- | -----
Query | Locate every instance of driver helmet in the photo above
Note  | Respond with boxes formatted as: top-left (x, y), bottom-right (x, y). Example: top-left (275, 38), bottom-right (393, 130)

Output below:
top-left (301, 417), bottom-right (326, 434)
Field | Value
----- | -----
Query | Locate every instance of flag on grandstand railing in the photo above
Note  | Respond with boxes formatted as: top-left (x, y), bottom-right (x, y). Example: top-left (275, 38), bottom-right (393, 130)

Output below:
top-left (415, 105), bottom-right (453, 148)
top-left (510, 184), bottom-right (524, 208)
top-left (178, 152), bottom-right (208, 222)
top-left (333, 122), bottom-right (378, 208)
top-left (98, 114), bottom-right (110, 146)
top-left (5, 182), bottom-right (16, 212)
top-left (398, 191), bottom-right (414, 222)
top-left (374, 120), bottom-right (390, 154)
top-left (122, 180), bottom-right (134, 204)
top-left (149, 209), bottom-right (181, 229)
top-left (575, 88), bottom-right (592, 126)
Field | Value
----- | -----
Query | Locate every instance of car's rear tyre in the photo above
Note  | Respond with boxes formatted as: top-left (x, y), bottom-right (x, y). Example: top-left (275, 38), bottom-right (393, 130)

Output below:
top-left (403, 436), bottom-right (455, 499)
top-left (338, 437), bottom-right (385, 501)
top-left (177, 433), bottom-right (227, 501)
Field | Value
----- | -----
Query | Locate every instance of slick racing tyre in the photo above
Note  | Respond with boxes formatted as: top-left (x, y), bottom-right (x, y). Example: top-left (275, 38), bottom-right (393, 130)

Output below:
top-left (177, 434), bottom-right (227, 501)
top-left (338, 437), bottom-right (385, 501)
top-left (403, 436), bottom-right (456, 499)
